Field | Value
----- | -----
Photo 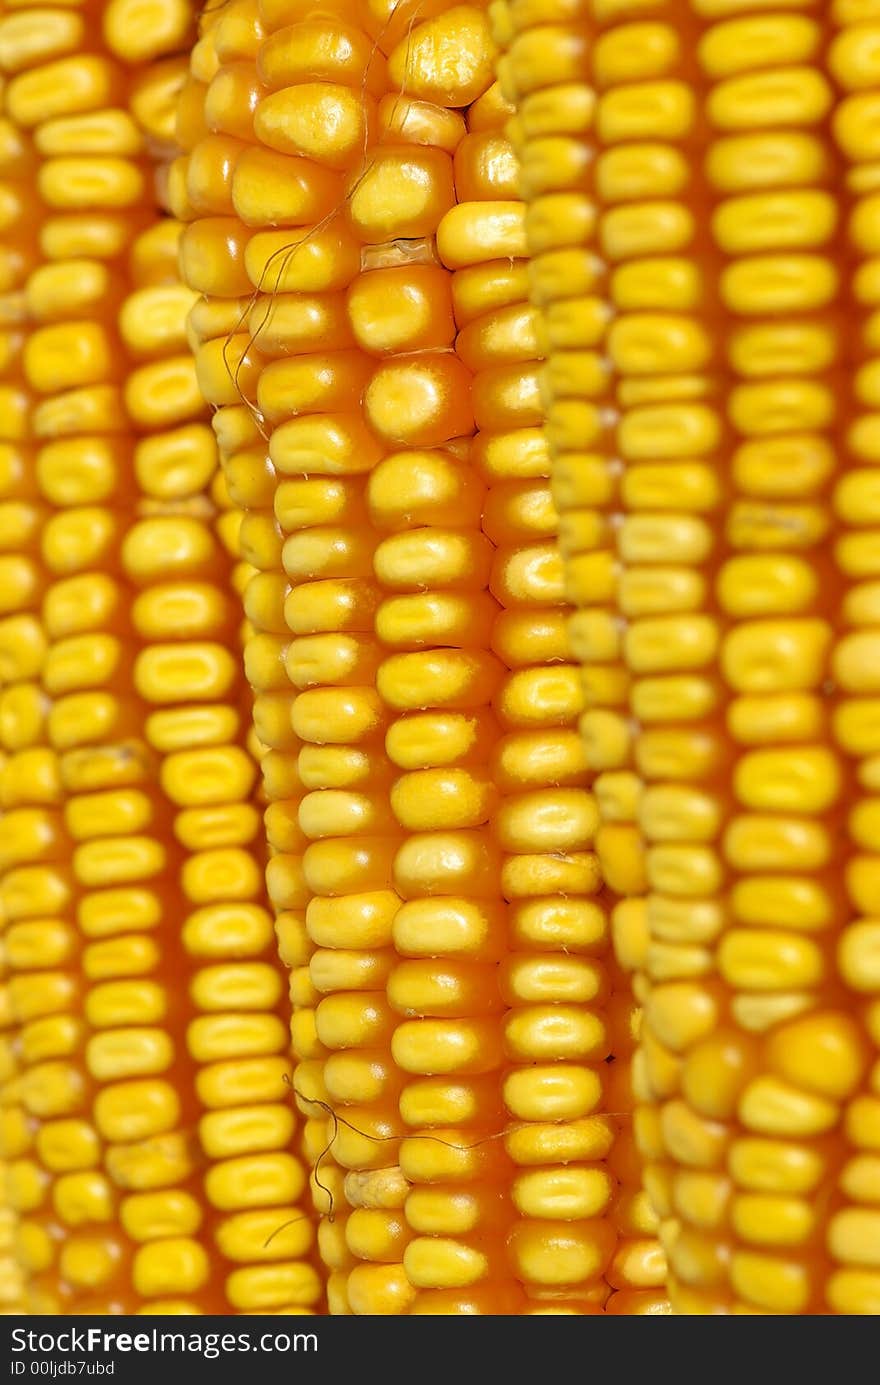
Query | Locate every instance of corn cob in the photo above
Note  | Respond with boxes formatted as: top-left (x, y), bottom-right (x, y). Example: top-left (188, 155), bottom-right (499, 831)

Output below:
top-left (0, 0), bottom-right (320, 1314)
top-left (828, 0), bottom-right (880, 1316)
top-left (0, 73), bottom-right (42, 1318)
top-left (2, 11), bottom-right (124, 1314)
top-left (11, 0), bottom-right (202, 1312)
top-left (510, 0), bottom-right (878, 1315)
top-left (177, 0), bottom-right (472, 1317)
top-left (655, 0), bottom-right (862, 1315)
top-left (582, 0), bottom-right (722, 1316)
top-left (124, 8), bottom-right (319, 1314)
top-left (683, 0), bottom-right (854, 1315)
top-left (35, 32), bottom-right (217, 1318)
top-left (174, 0), bottom-right (342, 1317)
top-left (492, 0), bottom-right (671, 1314)
top-left (369, 67), bottom-right (517, 1316)
top-left (438, 92), bottom-right (615, 1314)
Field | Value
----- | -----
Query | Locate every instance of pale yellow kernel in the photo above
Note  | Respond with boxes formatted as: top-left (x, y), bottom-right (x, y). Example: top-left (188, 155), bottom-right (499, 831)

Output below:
top-left (718, 930), bottom-right (825, 992)
top-left (739, 1077), bottom-right (839, 1139)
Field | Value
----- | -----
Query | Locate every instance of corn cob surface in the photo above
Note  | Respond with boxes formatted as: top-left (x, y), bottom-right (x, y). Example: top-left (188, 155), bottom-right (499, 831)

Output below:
top-left (0, 0), bottom-right (879, 1319)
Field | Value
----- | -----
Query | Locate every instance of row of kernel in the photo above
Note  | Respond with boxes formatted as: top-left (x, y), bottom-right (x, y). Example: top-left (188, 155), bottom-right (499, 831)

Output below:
top-left (827, 0), bottom-right (880, 1317)
top-left (191, 313), bottom-right (322, 1314)
top-left (183, 0), bottom-right (319, 1246)
top-left (0, 63), bottom-right (45, 1315)
top-left (493, 0), bottom-right (667, 1315)
top-left (237, 0), bottom-right (507, 1316)
top-left (175, 0), bottom-right (341, 1316)
top-left (247, 0), bottom-right (419, 1315)
top-left (128, 147), bottom-right (298, 1323)
top-left (22, 0), bottom-right (223, 1312)
top-left (360, 6), bottom-right (517, 1316)
top-left (3, 5), bottom-right (137, 1313)
top-left (15, 0), bottom-right (207, 1313)
top-left (121, 228), bottom-right (245, 1314)
top-left (357, 2), bottom-right (522, 1315)
top-left (594, 69), bottom-right (674, 1282)
top-left (683, 0), bottom-right (860, 1316)
top-left (250, 0), bottom-right (396, 1316)
top-left (448, 53), bottom-right (613, 1311)
top-left (204, 379), bottom-right (321, 1321)
top-left (30, 238), bottom-right (167, 1317)
top-left (78, 82), bottom-right (213, 1324)
top-left (590, 0), bottom-right (729, 1315)
top-left (185, 0), bottom-right (324, 1316)
top-left (149, 24), bottom-right (305, 1315)
top-left (137, 0), bottom-right (317, 1312)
